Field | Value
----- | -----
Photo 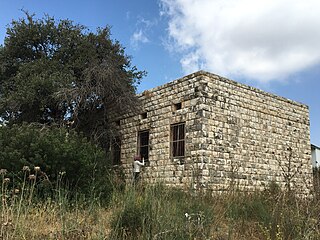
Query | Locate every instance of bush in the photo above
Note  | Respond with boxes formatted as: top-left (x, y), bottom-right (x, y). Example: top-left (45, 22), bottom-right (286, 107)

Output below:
top-left (0, 123), bottom-right (112, 198)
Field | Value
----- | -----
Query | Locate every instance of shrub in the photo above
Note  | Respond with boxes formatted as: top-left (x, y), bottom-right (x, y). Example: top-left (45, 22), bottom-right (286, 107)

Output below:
top-left (0, 123), bottom-right (111, 198)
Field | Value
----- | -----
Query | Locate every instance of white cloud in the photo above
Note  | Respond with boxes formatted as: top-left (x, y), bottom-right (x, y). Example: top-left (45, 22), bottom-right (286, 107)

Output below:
top-left (130, 17), bottom-right (157, 50)
top-left (160, 0), bottom-right (320, 82)
top-left (130, 29), bottom-right (149, 49)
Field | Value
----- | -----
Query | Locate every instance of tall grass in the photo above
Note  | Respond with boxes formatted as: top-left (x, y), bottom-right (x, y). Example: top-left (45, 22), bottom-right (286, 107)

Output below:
top-left (0, 167), bottom-right (110, 239)
top-left (109, 183), bottom-right (218, 239)
top-left (109, 183), bottom-right (320, 240)
top-left (1, 167), bottom-right (320, 239)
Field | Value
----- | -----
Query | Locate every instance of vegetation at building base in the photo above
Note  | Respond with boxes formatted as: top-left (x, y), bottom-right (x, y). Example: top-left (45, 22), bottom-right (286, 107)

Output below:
top-left (313, 167), bottom-right (320, 198)
top-left (1, 170), bottom-right (320, 240)
top-left (110, 183), bottom-right (320, 240)
top-left (0, 123), bottom-right (119, 200)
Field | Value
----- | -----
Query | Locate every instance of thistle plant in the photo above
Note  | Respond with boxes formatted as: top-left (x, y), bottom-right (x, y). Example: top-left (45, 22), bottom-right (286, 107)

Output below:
top-left (16, 166), bottom-right (30, 224)
top-left (0, 169), bottom-right (12, 239)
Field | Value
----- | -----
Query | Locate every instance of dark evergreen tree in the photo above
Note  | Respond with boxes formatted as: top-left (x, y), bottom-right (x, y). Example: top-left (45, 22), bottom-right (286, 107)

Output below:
top-left (0, 12), bottom-right (145, 145)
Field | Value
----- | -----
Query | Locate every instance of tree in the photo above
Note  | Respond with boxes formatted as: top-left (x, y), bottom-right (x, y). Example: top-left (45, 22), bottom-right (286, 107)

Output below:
top-left (0, 12), bottom-right (145, 145)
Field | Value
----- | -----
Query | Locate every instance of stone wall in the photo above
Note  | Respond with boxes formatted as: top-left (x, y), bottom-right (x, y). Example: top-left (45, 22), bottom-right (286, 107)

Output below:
top-left (115, 71), bottom-right (313, 193)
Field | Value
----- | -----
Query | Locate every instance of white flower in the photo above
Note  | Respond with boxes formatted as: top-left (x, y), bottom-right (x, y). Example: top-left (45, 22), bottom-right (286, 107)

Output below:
top-left (22, 166), bottom-right (30, 172)
top-left (29, 174), bottom-right (36, 180)
top-left (34, 166), bottom-right (41, 172)
top-left (3, 178), bottom-right (10, 183)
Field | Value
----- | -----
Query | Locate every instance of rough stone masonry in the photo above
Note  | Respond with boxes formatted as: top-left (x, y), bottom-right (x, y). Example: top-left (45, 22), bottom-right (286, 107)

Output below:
top-left (112, 71), bottom-right (313, 193)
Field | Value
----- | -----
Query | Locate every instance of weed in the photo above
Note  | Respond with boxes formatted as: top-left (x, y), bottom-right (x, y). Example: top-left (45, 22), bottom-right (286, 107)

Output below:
top-left (1, 168), bottom-right (320, 239)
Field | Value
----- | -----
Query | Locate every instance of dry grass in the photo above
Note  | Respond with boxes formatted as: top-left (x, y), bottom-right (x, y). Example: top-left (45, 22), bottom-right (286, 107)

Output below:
top-left (1, 169), bottom-right (320, 239)
top-left (1, 200), bottom-right (112, 239)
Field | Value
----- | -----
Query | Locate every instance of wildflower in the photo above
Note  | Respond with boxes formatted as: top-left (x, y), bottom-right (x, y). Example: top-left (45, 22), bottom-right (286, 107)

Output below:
top-left (14, 189), bottom-right (20, 194)
top-left (29, 174), bottom-right (36, 180)
top-left (3, 178), bottom-right (10, 183)
top-left (34, 166), bottom-right (41, 172)
top-left (22, 166), bottom-right (30, 172)
top-left (0, 169), bottom-right (7, 175)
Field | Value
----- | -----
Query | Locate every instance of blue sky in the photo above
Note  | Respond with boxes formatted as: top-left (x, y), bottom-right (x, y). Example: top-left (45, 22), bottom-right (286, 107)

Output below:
top-left (0, 0), bottom-right (319, 146)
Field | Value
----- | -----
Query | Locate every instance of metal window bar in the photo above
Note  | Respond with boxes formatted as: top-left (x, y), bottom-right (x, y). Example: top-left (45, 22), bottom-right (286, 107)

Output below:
top-left (171, 123), bottom-right (185, 157)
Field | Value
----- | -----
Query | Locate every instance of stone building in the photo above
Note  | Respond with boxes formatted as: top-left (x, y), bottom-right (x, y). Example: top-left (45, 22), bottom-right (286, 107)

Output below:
top-left (111, 71), bottom-right (313, 192)
top-left (312, 144), bottom-right (320, 168)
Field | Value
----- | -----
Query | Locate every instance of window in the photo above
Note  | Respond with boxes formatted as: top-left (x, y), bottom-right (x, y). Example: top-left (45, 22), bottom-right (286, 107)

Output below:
top-left (140, 112), bottom-right (148, 119)
top-left (171, 123), bottom-right (185, 157)
top-left (138, 130), bottom-right (149, 161)
top-left (112, 137), bottom-right (121, 165)
top-left (173, 102), bottom-right (182, 111)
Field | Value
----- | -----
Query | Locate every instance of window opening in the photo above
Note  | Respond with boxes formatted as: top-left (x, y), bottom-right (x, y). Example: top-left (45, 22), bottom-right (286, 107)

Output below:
top-left (140, 112), bottom-right (148, 119)
top-left (171, 123), bottom-right (185, 157)
top-left (112, 137), bottom-right (121, 165)
top-left (138, 130), bottom-right (149, 161)
top-left (173, 102), bottom-right (182, 111)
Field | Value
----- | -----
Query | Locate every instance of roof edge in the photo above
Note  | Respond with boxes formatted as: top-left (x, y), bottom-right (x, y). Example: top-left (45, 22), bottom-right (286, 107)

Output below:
top-left (139, 70), bottom-right (309, 109)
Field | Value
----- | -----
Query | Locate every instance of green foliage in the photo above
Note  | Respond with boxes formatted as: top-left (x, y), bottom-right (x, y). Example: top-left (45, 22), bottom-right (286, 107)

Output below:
top-left (0, 12), bottom-right (145, 145)
top-left (110, 184), bottom-right (215, 240)
top-left (313, 167), bottom-right (320, 198)
top-left (228, 193), bottom-right (272, 225)
top-left (0, 123), bottom-right (111, 196)
top-left (111, 190), bottom-right (146, 237)
top-left (226, 186), bottom-right (320, 240)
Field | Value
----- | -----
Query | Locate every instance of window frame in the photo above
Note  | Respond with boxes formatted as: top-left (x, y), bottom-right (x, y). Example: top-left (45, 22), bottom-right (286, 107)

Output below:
top-left (170, 122), bottom-right (185, 158)
top-left (137, 130), bottom-right (150, 161)
top-left (111, 136), bottom-right (121, 165)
